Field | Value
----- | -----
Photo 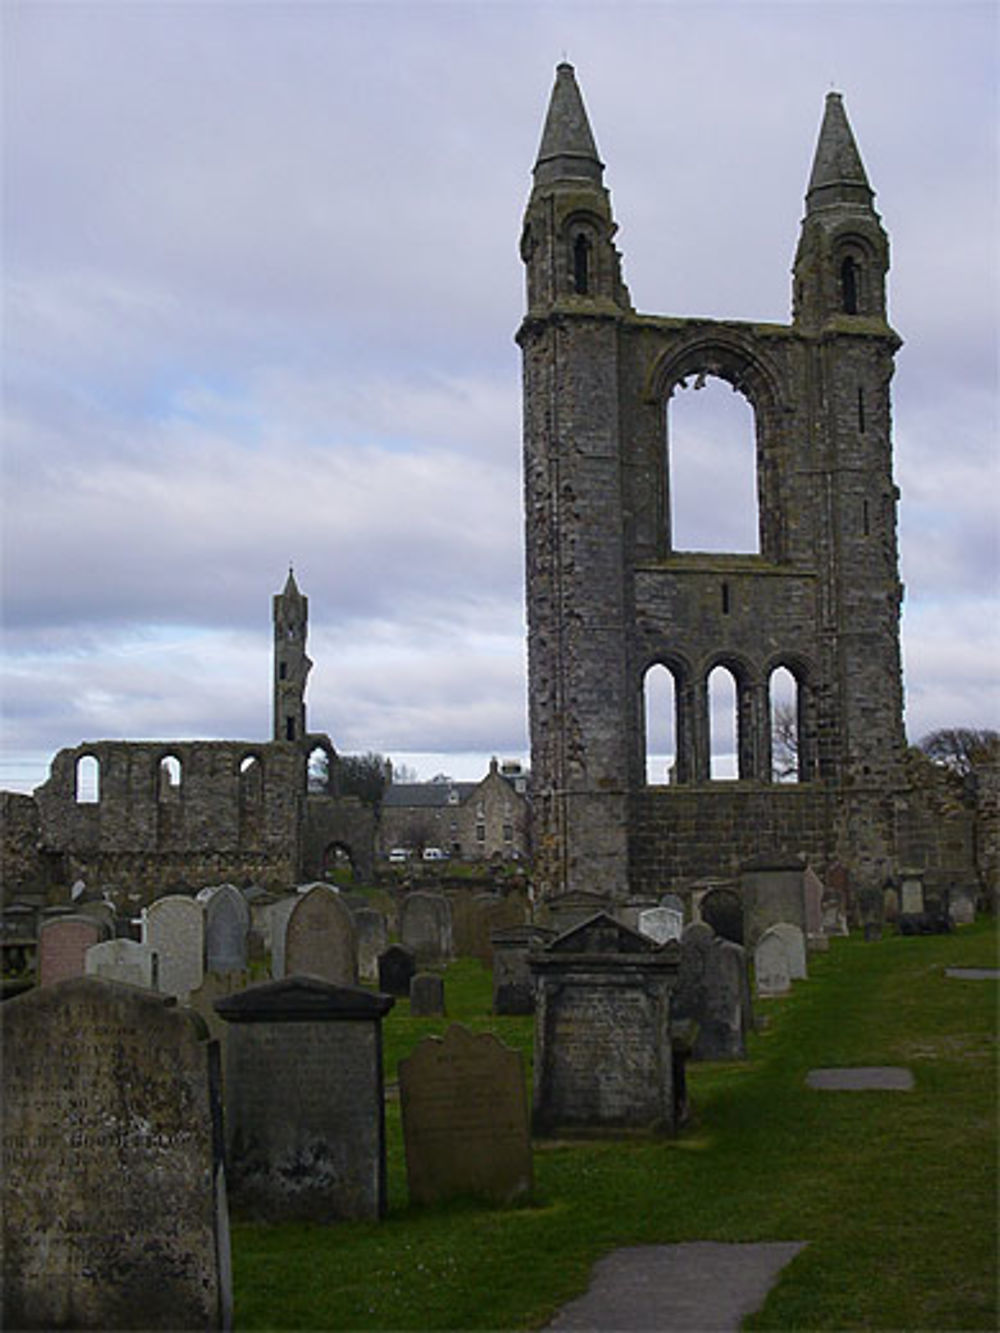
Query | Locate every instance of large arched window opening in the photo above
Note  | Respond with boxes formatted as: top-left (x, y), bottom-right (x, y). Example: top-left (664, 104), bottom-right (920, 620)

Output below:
top-left (643, 664), bottom-right (677, 785)
top-left (75, 754), bottom-right (100, 804)
top-left (770, 666), bottom-right (801, 782)
top-left (666, 375), bottom-right (759, 553)
top-left (708, 665), bottom-right (739, 780)
top-left (307, 745), bottom-right (331, 794)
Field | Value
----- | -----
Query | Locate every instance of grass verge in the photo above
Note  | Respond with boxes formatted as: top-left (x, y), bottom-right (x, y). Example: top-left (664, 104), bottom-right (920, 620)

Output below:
top-left (233, 920), bottom-right (997, 1330)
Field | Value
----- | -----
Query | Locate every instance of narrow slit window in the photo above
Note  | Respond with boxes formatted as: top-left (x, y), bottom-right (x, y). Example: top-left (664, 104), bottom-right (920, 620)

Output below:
top-left (285, 717), bottom-right (295, 741)
top-left (841, 257), bottom-right (859, 314)
top-left (863, 499), bottom-right (870, 536)
top-left (857, 386), bottom-right (866, 433)
top-left (573, 234), bottom-right (590, 295)
top-left (721, 582), bottom-right (731, 615)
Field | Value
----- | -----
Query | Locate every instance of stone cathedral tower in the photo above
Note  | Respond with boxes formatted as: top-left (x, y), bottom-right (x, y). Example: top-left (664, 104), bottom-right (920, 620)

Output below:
top-left (272, 568), bottom-right (312, 743)
top-left (518, 65), bottom-right (906, 905)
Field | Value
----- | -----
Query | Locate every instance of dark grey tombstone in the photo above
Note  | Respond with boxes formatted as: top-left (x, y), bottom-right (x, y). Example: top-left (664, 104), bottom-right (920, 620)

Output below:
top-left (400, 891), bottom-right (453, 966)
top-left (701, 938), bottom-right (750, 1060)
top-left (205, 885), bottom-right (251, 974)
top-left (378, 943), bottom-right (416, 996)
top-left (409, 972), bottom-right (445, 1016)
top-left (492, 924), bottom-right (555, 1015)
top-left (699, 887), bottom-right (744, 945)
top-left (399, 1024), bottom-right (532, 1205)
top-left (2, 977), bottom-right (231, 1330)
top-left (530, 913), bottom-right (680, 1136)
top-left (740, 853), bottom-right (807, 949)
top-left (216, 978), bottom-right (394, 1222)
top-left (672, 920), bottom-right (716, 1032)
top-left (541, 890), bottom-right (608, 935)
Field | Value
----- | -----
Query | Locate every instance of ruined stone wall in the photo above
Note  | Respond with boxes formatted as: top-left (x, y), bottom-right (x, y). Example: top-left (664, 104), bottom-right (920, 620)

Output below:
top-left (302, 795), bottom-right (377, 882)
top-left (30, 740), bottom-right (306, 901)
top-left (0, 793), bottom-right (53, 899)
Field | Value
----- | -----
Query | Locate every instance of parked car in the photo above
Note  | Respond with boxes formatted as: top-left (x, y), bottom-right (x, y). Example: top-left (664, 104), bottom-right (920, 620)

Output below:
top-left (422, 847), bottom-right (447, 861)
top-left (388, 848), bottom-right (411, 863)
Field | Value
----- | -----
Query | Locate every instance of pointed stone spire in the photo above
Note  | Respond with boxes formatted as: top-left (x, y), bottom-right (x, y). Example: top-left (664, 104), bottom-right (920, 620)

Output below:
top-left (281, 565), bottom-right (303, 602)
top-left (534, 61), bottom-right (604, 187)
top-left (806, 92), bottom-right (873, 212)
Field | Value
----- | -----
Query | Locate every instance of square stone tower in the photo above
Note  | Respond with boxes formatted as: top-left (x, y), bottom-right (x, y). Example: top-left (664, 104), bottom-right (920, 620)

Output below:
top-left (518, 66), bottom-right (906, 903)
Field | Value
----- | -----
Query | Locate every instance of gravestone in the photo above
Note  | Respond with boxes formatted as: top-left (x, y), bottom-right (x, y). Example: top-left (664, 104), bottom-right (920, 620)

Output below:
top-left (216, 977), bottom-right (394, 1222)
top-left (740, 854), bottom-right (807, 949)
top-left (698, 887), bottom-right (744, 945)
top-left (660, 892), bottom-right (685, 914)
top-left (492, 924), bottom-right (555, 1015)
top-left (883, 886), bottom-right (900, 923)
top-left (617, 897), bottom-right (660, 932)
top-left (821, 890), bottom-right (849, 937)
top-left (187, 969), bottom-right (252, 1054)
top-left (205, 885), bottom-right (250, 974)
top-left (449, 893), bottom-right (486, 958)
top-left (85, 937), bottom-right (158, 990)
top-left (541, 890), bottom-right (608, 934)
top-left (285, 885), bottom-right (358, 986)
top-left (673, 923), bottom-right (749, 1061)
top-left (755, 927), bottom-right (792, 996)
top-left (38, 915), bottom-right (105, 987)
top-left (803, 866), bottom-right (825, 938)
top-left (638, 905), bottom-right (684, 944)
top-left (266, 895), bottom-right (299, 978)
top-left (399, 1024), bottom-right (532, 1205)
top-left (75, 899), bottom-right (116, 935)
top-left (409, 972), bottom-right (446, 1017)
top-left (531, 913), bottom-right (680, 1135)
top-left (378, 943), bottom-right (417, 997)
top-left (771, 922), bottom-right (807, 980)
top-left (2, 977), bottom-right (230, 1330)
top-left (400, 891), bottom-right (453, 966)
top-left (949, 887), bottom-right (976, 926)
top-left (900, 872), bottom-right (925, 916)
top-left (673, 921), bottom-right (716, 1032)
top-left (354, 908), bottom-right (389, 982)
top-left (143, 894), bottom-right (205, 999)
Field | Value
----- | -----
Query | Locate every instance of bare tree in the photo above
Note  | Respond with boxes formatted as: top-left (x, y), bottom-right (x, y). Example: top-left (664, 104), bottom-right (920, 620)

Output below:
top-left (772, 701), bottom-right (798, 781)
top-left (918, 728), bottom-right (999, 779)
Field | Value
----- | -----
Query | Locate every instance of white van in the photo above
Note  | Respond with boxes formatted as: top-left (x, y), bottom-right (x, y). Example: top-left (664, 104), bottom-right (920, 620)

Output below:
top-left (422, 847), bottom-right (447, 862)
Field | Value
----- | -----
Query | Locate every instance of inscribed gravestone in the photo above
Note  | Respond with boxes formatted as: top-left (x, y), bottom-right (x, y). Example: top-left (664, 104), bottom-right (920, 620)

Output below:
top-left (409, 972), bottom-right (445, 1016)
top-left (400, 891), bottom-right (453, 966)
top-left (285, 886), bottom-right (358, 986)
top-left (216, 977), bottom-right (394, 1221)
top-left (143, 894), bottom-right (205, 998)
top-left (448, 893), bottom-right (482, 958)
top-left (531, 913), bottom-right (680, 1135)
top-left (378, 943), bottom-right (416, 996)
top-left (638, 905), bottom-right (683, 944)
top-left (900, 874), bottom-right (925, 916)
top-left (85, 937), bottom-right (158, 990)
top-left (771, 921), bottom-right (807, 980)
top-left (755, 927), bottom-right (791, 996)
top-left (38, 915), bottom-right (104, 987)
top-left (702, 938), bottom-right (750, 1061)
top-left (399, 1024), bottom-right (532, 1205)
top-left (740, 854), bottom-right (807, 949)
top-left (492, 924), bottom-right (555, 1015)
top-left (354, 907), bottom-right (389, 982)
top-left (698, 888), bottom-right (744, 945)
top-left (266, 895), bottom-right (298, 978)
top-left (205, 885), bottom-right (250, 974)
top-left (2, 977), bottom-right (230, 1330)
top-left (672, 921), bottom-right (716, 1032)
top-left (803, 866), bottom-right (824, 937)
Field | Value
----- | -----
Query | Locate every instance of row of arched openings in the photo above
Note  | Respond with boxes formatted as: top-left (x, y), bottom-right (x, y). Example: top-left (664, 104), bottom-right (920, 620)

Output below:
top-left (73, 753), bottom-right (265, 805)
top-left (644, 663), bottom-right (804, 784)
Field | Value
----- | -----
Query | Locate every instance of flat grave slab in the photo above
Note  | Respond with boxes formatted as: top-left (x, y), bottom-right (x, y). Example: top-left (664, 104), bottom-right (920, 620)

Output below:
top-left (944, 967), bottom-right (999, 980)
top-left (545, 1241), bottom-right (806, 1331)
top-left (806, 1066), bottom-right (914, 1091)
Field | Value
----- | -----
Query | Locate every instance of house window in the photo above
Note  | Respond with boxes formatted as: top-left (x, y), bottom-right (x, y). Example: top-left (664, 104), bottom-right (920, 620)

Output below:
top-left (503, 824), bottom-right (513, 842)
top-left (476, 825), bottom-right (486, 842)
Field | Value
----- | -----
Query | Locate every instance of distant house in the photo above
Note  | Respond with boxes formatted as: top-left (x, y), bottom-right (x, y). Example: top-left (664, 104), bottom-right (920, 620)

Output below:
top-left (378, 759), bottom-right (529, 863)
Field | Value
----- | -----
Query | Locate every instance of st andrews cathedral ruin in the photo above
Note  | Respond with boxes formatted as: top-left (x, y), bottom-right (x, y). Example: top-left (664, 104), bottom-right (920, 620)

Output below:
top-left (519, 65), bottom-right (981, 907)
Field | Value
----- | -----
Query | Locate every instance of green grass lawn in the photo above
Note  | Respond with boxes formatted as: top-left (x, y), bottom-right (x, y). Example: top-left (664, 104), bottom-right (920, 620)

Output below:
top-left (233, 919), bottom-right (998, 1330)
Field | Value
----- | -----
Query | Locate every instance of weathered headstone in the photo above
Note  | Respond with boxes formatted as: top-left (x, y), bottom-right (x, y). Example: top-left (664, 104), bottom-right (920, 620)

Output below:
top-left (285, 885), bottom-right (358, 986)
top-left (492, 924), bottom-right (555, 1015)
top-left (354, 908), bottom-right (389, 982)
top-left (803, 866), bottom-right (825, 938)
top-left (883, 886), bottom-right (900, 923)
top-left (755, 926), bottom-right (792, 996)
top-left (378, 943), bottom-right (417, 997)
top-left (143, 894), bottom-right (205, 999)
top-left (821, 889), bottom-right (849, 937)
top-left (38, 915), bottom-right (105, 987)
top-left (672, 922), bottom-right (749, 1061)
top-left (771, 922), bottom-right (807, 980)
top-left (409, 971), bottom-right (446, 1017)
top-left (531, 913), bottom-right (680, 1135)
top-left (638, 905), bottom-right (683, 944)
top-left (540, 889), bottom-right (608, 934)
top-left (399, 1024), bottom-right (532, 1205)
top-left (740, 854), bottom-right (807, 948)
top-left (698, 886), bottom-right (744, 945)
top-left (660, 892), bottom-right (685, 914)
top-left (205, 884), bottom-right (250, 974)
top-left (266, 895), bottom-right (298, 977)
top-left (2, 977), bottom-right (231, 1330)
top-left (900, 872), bottom-right (926, 916)
top-left (400, 891), bottom-right (453, 966)
top-left (217, 978), bottom-right (393, 1222)
top-left (949, 887), bottom-right (976, 926)
top-left (84, 937), bottom-right (158, 990)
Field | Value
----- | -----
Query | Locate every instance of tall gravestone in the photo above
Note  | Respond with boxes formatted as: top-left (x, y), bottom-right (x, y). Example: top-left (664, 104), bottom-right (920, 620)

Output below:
top-left (698, 887), bottom-right (744, 945)
top-left (399, 1025), bottom-right (533, 1205)
top-left (740, 854), bottom-right (807, 949)
top-left (771, 921), bottom-right (807, 980)
top-left (205, 885), bottom-right (250, 974)
top-left (84, 937), bottom-right (158, 990)
top-left (400, 892), bottom-right (453, 966)
top-left (143, 894), bottom-right (205, 999)
top-left (216, 977), bottom-right (394, 1222)
top-left (530, 913), bottom-right (680, 1135)
top-left (378, 943), bottom-right (417, 997)
top-left (492, 924), bottom-right (555, 1015)
top-left (354, 907), bottom-right (388, 982)
top-left (673, 921), bottom-right (749, 1061)
top-left (285, 885), bottom-right (358, 986)
top-left (38, 915), bottom-right (105, 987)
top-left (266, 895), bottom-right (299, 978)
top-left (2, 977), bottom-right (231, 1330)
top-left (755, 926), bottom-right (792, 996)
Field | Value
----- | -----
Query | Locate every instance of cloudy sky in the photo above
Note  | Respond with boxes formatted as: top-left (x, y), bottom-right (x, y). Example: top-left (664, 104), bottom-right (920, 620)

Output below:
top-left (3, 0), bottom-right (997, 793)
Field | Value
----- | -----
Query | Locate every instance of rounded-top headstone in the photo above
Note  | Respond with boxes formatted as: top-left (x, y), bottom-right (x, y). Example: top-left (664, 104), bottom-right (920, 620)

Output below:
top-left (285, 886), bottom-right (358, 986)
